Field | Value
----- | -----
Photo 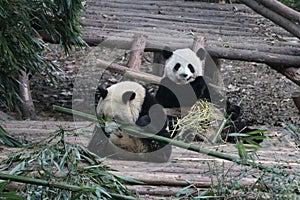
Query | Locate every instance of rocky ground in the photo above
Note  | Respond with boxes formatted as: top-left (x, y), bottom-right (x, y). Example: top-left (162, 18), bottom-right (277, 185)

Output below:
top-left (3, 44), bottom-right (299, 129)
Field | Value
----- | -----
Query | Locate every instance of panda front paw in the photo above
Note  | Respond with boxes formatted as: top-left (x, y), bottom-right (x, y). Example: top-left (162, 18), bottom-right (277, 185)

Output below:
top-left (135, 115), bottom-right (151, 127)
top-left (226, 101), bottom-right (241, 120)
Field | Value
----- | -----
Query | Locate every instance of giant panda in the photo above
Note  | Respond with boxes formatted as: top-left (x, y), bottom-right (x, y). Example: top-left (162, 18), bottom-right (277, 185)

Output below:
top-left (156, 48), bottom-right (239, 118)
top-left (155, 48), bottom-right (263, 143)
top-left (88, 81), bottom-right (172, 162)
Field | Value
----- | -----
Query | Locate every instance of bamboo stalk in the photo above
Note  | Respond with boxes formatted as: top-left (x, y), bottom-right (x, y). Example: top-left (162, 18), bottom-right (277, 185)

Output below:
top-left (53, 105), bottom-right (298, 176)
top-left (0, 173), bottom-right (93, 192)
top-left (0, 173), bottom-right (137, 200)
top-left (211, 99), bottom-right (243, 143)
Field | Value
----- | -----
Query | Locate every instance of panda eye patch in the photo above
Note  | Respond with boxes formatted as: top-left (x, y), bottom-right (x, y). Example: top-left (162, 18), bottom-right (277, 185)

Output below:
top-left (188, 64), bottom-right (195, 73)
top-left (173, 63), bottom-right (181, 71)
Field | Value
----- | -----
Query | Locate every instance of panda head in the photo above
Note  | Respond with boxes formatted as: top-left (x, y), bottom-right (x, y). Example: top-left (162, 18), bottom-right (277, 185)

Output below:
top-left (96, 81), bottom-right (146, 125)
top-left (162, 48), bottom-right (205, 85)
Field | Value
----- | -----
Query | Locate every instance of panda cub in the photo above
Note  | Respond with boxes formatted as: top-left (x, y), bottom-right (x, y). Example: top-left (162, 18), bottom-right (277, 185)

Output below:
top-left (89, 81), bottom-right (172, 162)
top-left (155, 48), bottom-right (262, 143)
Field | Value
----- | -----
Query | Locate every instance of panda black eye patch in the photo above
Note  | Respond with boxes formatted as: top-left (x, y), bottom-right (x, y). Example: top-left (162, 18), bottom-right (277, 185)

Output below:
top-left (188, 64), bottom-right (195, 73)
top-left (173, 63), bottom-right (181, 71)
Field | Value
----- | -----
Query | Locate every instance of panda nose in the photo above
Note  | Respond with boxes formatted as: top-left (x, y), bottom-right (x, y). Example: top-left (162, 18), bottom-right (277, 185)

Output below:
top-left (180, 73), bottom-right (188, 78)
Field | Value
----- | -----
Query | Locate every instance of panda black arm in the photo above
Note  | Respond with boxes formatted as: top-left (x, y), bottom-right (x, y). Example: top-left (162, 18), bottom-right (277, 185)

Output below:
top-left (135, 115), bottom-right (151, 127)
top-left (226, 100), bottom-right (241, 121)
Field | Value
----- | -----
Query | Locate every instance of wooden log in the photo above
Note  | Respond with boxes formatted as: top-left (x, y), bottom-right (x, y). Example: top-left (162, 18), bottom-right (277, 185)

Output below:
top-left (82, 35), bottom-right (300, 66)
top-left (110, 171), bottom-right (258, 187)
top-left (93, 38), bottom-right (300, 86)
top-left (239, 0), bottom-right (300, 39)
top-left (207, 46), bottom-right (300, 66)
top-left (268, 65), bottom-right (300, 86)
top-left (126, 185), bottom-right (185, 196)
top-left (259, 0), bottom-right (300, 23)
top-left (127, 34), bottom-right (147, 70)
top-left (83, 29), bottom-right (300, 50)
top-left (96, 59), bottom-right (161, 84)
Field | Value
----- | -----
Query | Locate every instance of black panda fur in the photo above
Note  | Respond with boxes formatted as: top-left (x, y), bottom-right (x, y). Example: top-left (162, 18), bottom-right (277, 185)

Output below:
top-left (155, 48), bottom-right (263, 143)
top-left (89, 81), bottom-right (172, 162)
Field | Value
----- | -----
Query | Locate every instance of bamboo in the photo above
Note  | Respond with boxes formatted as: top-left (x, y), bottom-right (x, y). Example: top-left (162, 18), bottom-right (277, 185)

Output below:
top-left (0, 173), bottom-right (93, 192)
top-left (0, 126), bottom-right (23, 147)
top-left (0, 172), bottom-right (137, 200)
top-left (53, 105), bottom-right (298, 176)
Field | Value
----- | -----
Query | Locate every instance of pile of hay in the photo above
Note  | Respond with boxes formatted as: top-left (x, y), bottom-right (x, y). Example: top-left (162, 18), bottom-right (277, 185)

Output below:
top-left (171, 100), bottom-right (224, 142)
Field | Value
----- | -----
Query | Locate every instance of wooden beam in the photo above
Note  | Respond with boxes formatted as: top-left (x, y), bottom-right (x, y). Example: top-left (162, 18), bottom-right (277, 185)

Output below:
top-left (239, 0), bottom-right (300, 39)
top-left (96, 59), bottom-right (161, 84)
top-left (82, 36), bottom-right (300, 67)
top-left (259, 0), bottom-right (300, 23)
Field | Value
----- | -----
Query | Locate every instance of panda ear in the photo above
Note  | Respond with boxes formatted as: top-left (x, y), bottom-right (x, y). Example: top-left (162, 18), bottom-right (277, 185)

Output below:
top-left (196, 48), bottom-right (206, 61)
top-left (162, 47), bottom-right (173, 59)
top-left (122, 91), bottom-right (136, 103)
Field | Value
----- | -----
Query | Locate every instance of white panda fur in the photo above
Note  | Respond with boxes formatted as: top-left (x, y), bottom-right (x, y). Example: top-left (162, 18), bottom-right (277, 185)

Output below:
top-left (156, 47), bottom-right (219, 109)
top-left (89, 81), bottom-right (172, 162)
top-left (163, 48), bottom-right (204, 85)
top-left (96, 81), bottom-right (145, 125)
top-left (156, 48), bottom-right (263, 143)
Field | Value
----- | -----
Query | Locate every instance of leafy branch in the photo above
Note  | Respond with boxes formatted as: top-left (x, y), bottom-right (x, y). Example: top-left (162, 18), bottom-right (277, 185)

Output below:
top-left (0, 0), bottom-right (86, 112)
top-left (0, 127), bottom-right (138, 199)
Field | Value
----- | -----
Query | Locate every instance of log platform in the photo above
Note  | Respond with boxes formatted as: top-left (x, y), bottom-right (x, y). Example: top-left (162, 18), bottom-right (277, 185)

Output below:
top-left (80, 0), bottom-right (300, 67)
top-left (1, 120), bottom-right (299, 199)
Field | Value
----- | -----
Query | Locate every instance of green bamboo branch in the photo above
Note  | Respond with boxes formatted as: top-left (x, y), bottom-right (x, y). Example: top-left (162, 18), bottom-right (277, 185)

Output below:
top-left (0, 173), bottom-right (137, 200)
top-left (53, 105), bottom-right (297, 176)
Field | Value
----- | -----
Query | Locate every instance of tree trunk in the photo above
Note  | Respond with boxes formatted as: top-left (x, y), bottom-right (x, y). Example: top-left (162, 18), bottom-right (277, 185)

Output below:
top-left (18, 71), bottom-right (36, 119)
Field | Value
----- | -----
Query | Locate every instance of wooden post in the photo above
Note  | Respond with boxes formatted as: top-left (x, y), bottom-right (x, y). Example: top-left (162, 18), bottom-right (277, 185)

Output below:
top-left (127, 34), bottom-right (147, 70)
top-left (18, 71), bottom-right (36, 119)
top-left (191, 36), bottom-right (205, 53)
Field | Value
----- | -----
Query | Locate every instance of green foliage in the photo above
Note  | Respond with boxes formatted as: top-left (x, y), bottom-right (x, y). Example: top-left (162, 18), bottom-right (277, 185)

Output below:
top-left (0, 125), bottom-right (23, 147)
top-left (0, 128), bottom-right (137, 199)
top-left (0, 0), bottom-right (85, 110)
top-left (0, 181), bottom-right (24, 200)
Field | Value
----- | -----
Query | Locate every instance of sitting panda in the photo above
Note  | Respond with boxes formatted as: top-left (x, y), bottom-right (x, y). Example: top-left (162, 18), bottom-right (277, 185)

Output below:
top-left (88, 81), bottom-right (172, 162)
top-left (155, 47), bottom-right (263, 143)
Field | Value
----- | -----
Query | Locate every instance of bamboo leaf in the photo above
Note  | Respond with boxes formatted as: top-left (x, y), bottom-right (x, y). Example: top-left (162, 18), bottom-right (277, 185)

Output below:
top-left (9, 161), bottom-right (26, 175)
